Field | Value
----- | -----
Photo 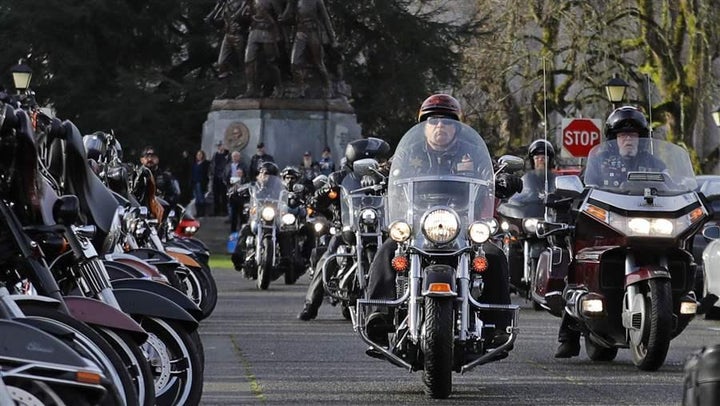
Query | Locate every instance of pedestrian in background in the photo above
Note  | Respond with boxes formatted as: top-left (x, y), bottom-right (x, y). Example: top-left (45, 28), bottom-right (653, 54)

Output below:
top-left (318, 145), bottom-right (335, 175)
top-left (211, 141), bottom-right (230, 216)
top-left (299, 150), bottom-right (320, 182)
top-left (191, 150), bottom-right (211, 217)
top-left (225, 150), bottom-right (248, 232)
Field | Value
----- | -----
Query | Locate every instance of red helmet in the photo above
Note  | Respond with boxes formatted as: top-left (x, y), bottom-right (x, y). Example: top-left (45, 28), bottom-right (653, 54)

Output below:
top-left (417, 94), bottom-right (462, 123)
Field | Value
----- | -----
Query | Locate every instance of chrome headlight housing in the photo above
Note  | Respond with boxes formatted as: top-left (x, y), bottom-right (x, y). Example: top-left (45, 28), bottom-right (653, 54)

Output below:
top-left (261, 206), bottom-right (276, 222)
top-left (281, 213), bottom-right (296, 225)
top-left (389, 221), bottom-right (411, 242)
top-left (468, 222), bottom-right (491, 243)
top-left (522, 218), bottom-right (540, 234)
top-left (360, 208), bottom-right (378, 225)
top-left (421, 209), bottom-right (460, 244)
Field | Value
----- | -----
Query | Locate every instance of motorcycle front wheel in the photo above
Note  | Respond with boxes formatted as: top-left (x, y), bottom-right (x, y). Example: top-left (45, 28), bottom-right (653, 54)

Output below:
top-left (257, 237), bottom-right (273, 290)
top-left (422, 297), bottom-right (454, 399)
top-left (629, 278), bottom-right (673, 371)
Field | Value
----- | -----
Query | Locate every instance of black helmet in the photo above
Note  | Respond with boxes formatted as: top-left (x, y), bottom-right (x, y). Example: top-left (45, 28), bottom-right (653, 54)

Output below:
top-left (83, 131), bottom-right (109, 162)
top-left (257, 161), bottom-right (279, 176)
top-left (280, 166), bottom-right (301, 188)
top-left (528, 139), bottom-right (555, 169)
top-left (604, 106), bottom-right (650, 140)
top-left (344, 137), bottom-right (391, 167)
top-left (418, 94), bottom-right (462, 122)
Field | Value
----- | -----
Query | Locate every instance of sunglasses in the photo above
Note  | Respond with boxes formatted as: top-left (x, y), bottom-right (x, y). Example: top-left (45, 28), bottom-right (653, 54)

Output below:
top-left (143, 152), bottom-right (157, 157)
top-left (426, 116), bottom-right (453, 125)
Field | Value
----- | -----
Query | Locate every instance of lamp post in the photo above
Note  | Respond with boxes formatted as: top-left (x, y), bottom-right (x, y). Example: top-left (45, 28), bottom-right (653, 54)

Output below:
top-left (604, 74), bottom-right (629, 109)
top-left (10, 61), bottom-right (33, 94)
top-left (713, 107), bottom-right (720, 129)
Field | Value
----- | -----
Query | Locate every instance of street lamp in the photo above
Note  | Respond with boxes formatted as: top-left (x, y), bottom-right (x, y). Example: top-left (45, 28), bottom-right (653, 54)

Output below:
top-left (604, 74), bottom-right (629, 108)
top-left (10, 61), bottom-right (33, 93)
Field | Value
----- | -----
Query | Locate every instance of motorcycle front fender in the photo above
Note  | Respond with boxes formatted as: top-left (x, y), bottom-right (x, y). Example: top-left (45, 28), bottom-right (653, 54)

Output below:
top-left (63, 295), bottom-right (147, 341)
top-left (0, 319), bottom-right (94, 367)
top-left (113, 288), bottom-right (199, 331)
top-left (624, 266), bottom-right (671, 288)
top-left (422, 264), bottom-right (457, 297)
top-left (111, 278), bottom-right (203, 321)
top-left (165, 246), bottom-right (202, 269)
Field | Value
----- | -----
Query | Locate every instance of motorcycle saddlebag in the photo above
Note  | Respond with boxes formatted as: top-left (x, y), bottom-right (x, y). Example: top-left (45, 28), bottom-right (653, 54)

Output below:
top-left (683, 344), bottom-right (720, 406)
top-left (533, 246), bottom-right (569, 316)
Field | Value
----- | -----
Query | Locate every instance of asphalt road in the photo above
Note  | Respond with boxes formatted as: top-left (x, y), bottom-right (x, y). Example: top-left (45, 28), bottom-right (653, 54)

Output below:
top-left (199, 267), bottom-right (720, 405)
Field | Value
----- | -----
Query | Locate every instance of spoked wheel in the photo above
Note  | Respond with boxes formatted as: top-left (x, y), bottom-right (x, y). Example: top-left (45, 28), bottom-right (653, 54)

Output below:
top-left (628, 279), bottom-right (673, 371)
top-left (139, 317), bottom-right (203, 406)
top-left (422, 297), bottom-right (454, 399)
top-left (97, 327), bottom-right (156, 406)
top-left (18, 304), bottom-right (135, 406)
top-left (585, 336), bottom-right (618, 361)
top-left (3, 379), bottom-right (67, 406)
top-left (257, 238), bottom-right (273, 290)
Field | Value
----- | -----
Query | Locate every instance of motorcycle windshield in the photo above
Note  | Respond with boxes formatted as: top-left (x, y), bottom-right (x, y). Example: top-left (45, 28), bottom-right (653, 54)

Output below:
top-left (388, 120), bottom-right (495, 242)
top-left (500, 171), bottom-right (550, 219)
top-left (250, 175), bottom-right (283, 218)
top-left (584, 139), bottom-right (697, 193)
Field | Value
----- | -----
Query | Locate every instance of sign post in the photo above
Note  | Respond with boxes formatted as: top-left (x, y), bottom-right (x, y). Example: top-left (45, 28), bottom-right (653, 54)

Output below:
top-left (561, 118), bottom-right (602, 158)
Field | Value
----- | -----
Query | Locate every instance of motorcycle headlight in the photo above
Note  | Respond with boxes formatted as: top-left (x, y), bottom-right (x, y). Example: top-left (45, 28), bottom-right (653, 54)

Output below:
top-left (500, 221), bottom-right (510, 232)
top-left (360, 208), bottom-right (378, 225)
top-left (184, 226), bottom-right (198, 234)
top-left (421, 209), bottom-right (459, 244)
top-left (487, 218), bottom-right (499, 234)
top-left (388, 221), bottom-right (411, 242)
top-left (261, 206), bottom-right (276, 222)
top-left (313, 222), bottom-right (325, 233)
top-left (582, 203), bottom-right (704, 238)
top-left (468, 222), bottom-right (491, 243)
top-left (523, 218), bottom-right (540, 234)
top-left (281, 213), bottom-right (296, 225)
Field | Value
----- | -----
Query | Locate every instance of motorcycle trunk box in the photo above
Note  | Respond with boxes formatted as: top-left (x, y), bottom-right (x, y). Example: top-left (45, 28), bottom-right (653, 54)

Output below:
top-left (683, 344), bottom-right (720, 406)
top-left (533, 246), bottom-right (569, 316)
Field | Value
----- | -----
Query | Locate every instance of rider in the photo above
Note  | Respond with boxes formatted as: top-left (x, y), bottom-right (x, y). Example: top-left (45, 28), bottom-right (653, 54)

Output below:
top-left (583, 106), bottom-right (666, 188)
top-left (297, 137), bottom-right (391, 320)
top-left (231, 161), bottom-right (281, 274)
top-left (554, 105), bottom-right (663, 358)
top-left (280, 165), bottom-right (316, 268)
top-left (364, 94), bottom-right (523, 350)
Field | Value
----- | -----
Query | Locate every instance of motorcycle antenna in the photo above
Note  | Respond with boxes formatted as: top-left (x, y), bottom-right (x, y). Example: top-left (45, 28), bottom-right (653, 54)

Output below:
top-left (646, 74), bottom-right (653, 139)
top-left (542, 56), bottom-right (550, 220)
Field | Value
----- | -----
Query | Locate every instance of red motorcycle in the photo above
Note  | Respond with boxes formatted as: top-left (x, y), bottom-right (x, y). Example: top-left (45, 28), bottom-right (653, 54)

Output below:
top-left (535, 138), bottom-right (714, 370)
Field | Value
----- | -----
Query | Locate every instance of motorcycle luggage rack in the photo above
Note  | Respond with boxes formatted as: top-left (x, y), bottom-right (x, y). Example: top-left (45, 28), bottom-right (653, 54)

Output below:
top-left (355, 291), bottom-right (520, 374)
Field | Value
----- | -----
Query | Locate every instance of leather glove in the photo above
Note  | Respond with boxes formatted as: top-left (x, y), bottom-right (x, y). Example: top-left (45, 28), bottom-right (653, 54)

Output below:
top-left (361, 175), bottom-right (377, 188)
top-left (495, 173), bottom-right (523, 199)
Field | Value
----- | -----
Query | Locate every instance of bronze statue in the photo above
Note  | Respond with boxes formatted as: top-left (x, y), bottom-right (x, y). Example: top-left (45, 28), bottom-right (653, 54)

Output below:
top-left (206, 0), bottom-right (252, 93)
top-left (282, 0), bottom-right (337, 98)
top-left (243, 0), bottom-right (286, 98)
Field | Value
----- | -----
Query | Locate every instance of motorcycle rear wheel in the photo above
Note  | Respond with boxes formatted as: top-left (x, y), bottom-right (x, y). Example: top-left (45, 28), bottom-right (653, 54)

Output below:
top-left (422, 297), bottom-right (454, 399)
top-left (630, 279), bottom-right (673, 371)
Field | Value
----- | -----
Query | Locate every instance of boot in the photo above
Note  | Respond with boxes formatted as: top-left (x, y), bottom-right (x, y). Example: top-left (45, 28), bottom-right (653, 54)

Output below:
top-left (297, 302), bottom-right (318, 321)
top-left (554, 340), bottom-right (581, 358)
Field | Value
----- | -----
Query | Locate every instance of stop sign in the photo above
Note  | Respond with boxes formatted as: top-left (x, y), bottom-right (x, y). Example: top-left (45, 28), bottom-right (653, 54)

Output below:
top-left (561, 118), bottom-right (602, 157)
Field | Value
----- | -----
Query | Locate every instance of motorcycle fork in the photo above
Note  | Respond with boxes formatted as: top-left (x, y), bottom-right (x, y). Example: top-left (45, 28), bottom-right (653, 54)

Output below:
top-left (622, 252), bottom-right (670, 333)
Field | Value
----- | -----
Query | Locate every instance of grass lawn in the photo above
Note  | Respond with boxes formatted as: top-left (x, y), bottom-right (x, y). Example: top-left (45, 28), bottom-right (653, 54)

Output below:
top-left (208, 254), bottom-right (234, 270)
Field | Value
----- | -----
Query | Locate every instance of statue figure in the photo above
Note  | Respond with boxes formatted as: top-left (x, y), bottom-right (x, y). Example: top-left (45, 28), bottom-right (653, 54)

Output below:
top-left (206, 0), bottom-right (252, 96)
top-left (281, 0), bottom-right (338, 98)
top-left (243, 0), bottom-right (286, 98)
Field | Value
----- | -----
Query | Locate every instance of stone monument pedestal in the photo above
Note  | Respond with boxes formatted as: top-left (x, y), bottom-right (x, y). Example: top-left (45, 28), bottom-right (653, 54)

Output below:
top-left (201, 98), bottom-right (361, 170)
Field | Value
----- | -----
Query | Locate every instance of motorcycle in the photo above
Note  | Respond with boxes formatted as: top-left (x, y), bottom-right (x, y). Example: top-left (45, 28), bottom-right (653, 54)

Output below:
top-left (355, 120), bottom-right (521, 398)
top-left (497, 170), bottom-right (552, 309)
top-left (535, 138), bottom-right (712, 370)
top-left (241, 174), bottom-right (308, 289)
top-left (323, 158), bottom-right (387, 321)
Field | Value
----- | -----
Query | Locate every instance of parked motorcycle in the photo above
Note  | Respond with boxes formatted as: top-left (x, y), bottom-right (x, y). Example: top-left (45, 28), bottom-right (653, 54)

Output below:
top-left (356, 120), bottom-right (521, 398)
top-left (535, 138), bottom-right (711, 370)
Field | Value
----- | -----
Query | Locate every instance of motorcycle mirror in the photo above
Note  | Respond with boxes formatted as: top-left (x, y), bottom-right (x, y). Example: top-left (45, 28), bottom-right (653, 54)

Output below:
top-left (53, 195), bottom-right (80, 225)
top-left (554, 175), bottom-right (584, 198)
top-left (293, 183), bottom-right (305, 194)
top-left (352, 158), bottom-right (379, 177)
top-left (497, 155), bottom-right (524, 173)
top-left (699, 179), bottom-right (720, 201)
top-left (703, 225), bottom-right (720, 240)
top-left (312, 174), bottom-right (328, 190)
